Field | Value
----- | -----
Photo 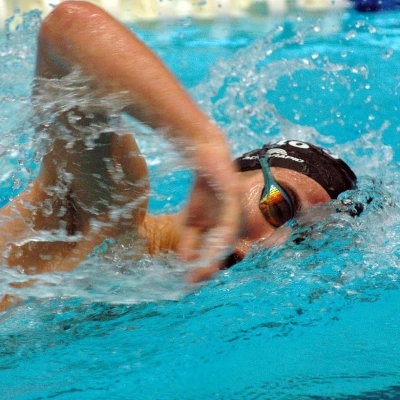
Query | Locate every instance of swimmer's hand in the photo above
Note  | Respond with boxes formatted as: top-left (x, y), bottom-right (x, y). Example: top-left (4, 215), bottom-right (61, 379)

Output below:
top-left (179, 143), bottom-right (241, 283)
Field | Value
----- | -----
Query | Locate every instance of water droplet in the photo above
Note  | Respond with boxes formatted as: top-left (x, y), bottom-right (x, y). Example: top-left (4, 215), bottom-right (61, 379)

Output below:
top-left (381, 48), bottom-right (393, 60)
top-left (182, 17), bottom-right (192, 27)
top-left (355, 20), bottom-right (365, 29)
top-left (12, 178), bottom-right (21, 190)
top-left (345, 30), bottom-right (357, 41)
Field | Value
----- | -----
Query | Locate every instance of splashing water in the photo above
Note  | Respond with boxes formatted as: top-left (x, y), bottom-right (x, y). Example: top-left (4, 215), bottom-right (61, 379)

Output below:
top-left (1, 7), bottom-right (400, 399)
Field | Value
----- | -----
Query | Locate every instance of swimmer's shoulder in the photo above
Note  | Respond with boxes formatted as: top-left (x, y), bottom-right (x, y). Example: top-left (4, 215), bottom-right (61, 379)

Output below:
top-left (139, 213), bottom-right (182, 255)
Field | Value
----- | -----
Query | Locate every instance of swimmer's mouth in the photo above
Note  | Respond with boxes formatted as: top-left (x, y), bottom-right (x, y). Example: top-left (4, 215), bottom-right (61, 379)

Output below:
top-left (222, 251), bottom-right (243, 270)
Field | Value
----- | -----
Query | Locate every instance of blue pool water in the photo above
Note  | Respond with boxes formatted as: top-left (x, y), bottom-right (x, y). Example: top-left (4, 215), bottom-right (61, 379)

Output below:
top-left (1, 7), bottom-right (400, 399)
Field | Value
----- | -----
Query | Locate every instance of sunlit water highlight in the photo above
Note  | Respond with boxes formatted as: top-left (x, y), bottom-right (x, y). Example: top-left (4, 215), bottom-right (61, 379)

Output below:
top-left (0, 8), bottom-right (400, 399)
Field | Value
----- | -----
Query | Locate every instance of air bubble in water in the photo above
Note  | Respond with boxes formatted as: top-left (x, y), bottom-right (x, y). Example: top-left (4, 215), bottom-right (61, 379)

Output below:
top-left (345, 30), bottom-right (357, 41)
top-left (381, 48), bottom-right (393, 60)
top-left (182, 16), bottom-right (192, 27)
top-left (12, 177), bottom-right (21, 190)
top-left (355, 20), bottom-right (365, 29)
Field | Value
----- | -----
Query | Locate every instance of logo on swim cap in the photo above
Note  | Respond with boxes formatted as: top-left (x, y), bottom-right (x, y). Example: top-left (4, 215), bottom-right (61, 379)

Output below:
top-left (287, 140), bottom-right (310, 149)
top-left (267, 147), bottom-right (304, 164)
top-left (267, 148), bottom-right (287, 157)
top-left (243, 154), bottom-right (258, 160)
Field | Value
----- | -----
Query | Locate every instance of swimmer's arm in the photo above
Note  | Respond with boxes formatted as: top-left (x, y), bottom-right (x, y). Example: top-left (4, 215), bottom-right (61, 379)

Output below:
top-left (0, 129), bottom-right (149, 310)
top-left (36, 1), bottom-right (214, 138)
top-left (36, 1), bottom-right (241, 279)
top-left (0, 178), bottom-right (102, 311)
top-left (0, 178), bottom-right (113, 275)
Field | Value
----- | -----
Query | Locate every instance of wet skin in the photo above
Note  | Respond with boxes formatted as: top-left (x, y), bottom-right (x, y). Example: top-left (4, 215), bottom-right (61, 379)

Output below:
top-left (185, 166), bottom-right (332, 281)
top-left (234, 167), bottom-right (331, 260)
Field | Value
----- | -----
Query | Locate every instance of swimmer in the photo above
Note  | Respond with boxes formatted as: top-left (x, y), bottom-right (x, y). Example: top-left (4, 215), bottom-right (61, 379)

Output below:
top-left (0, 2), bottom-right (356, 308)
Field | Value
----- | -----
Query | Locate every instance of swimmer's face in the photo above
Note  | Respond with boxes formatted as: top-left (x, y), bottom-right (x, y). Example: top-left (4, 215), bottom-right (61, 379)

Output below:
top-left (235, 167), bottom-right (331, 259)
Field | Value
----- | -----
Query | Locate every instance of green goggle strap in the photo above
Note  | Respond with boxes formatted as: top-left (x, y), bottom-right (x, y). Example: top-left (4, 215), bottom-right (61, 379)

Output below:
top-left (259, 155), bottom-right (294, 219)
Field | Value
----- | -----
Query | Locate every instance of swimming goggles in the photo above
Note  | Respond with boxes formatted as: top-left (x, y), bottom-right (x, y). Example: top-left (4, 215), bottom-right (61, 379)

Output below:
top-left (259, 155), bottom-right (295, 227)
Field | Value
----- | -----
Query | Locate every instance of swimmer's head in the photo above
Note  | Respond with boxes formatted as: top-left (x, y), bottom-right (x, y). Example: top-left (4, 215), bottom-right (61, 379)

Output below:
top-left (235, 139), bottom-right (357, 199)
top-left (222, 140), bottom-right (357, 269)
top-left (235, 139), bottom-right (357, 228)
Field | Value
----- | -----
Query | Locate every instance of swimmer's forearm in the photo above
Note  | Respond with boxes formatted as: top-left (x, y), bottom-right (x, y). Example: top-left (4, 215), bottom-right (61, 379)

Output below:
top-left (36, 1), bottom-right (223, 148)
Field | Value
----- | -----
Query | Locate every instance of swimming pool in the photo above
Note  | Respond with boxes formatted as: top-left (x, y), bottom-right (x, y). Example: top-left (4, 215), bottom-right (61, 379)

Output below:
top-left (1, 5), bottom-right (400, 399)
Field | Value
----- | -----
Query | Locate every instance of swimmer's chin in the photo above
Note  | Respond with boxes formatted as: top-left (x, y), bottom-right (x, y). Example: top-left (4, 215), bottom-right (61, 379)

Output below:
top-left (186, 264), bottom-right (221, 283)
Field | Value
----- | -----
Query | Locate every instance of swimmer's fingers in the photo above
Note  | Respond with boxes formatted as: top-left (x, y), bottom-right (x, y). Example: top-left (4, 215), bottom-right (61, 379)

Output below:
top-left (178, 174), bottom-right (221, 260)
top-left (186, 263), bottom-right (222, 283)
top-left (182, 218), bottom-right (238, 283)
top-left (178, 149), bottom-right (241, 280)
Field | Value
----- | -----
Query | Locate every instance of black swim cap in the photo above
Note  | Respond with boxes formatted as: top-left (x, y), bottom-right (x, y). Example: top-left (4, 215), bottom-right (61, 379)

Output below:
top-left (235, 140), bottom-right (357, 199)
